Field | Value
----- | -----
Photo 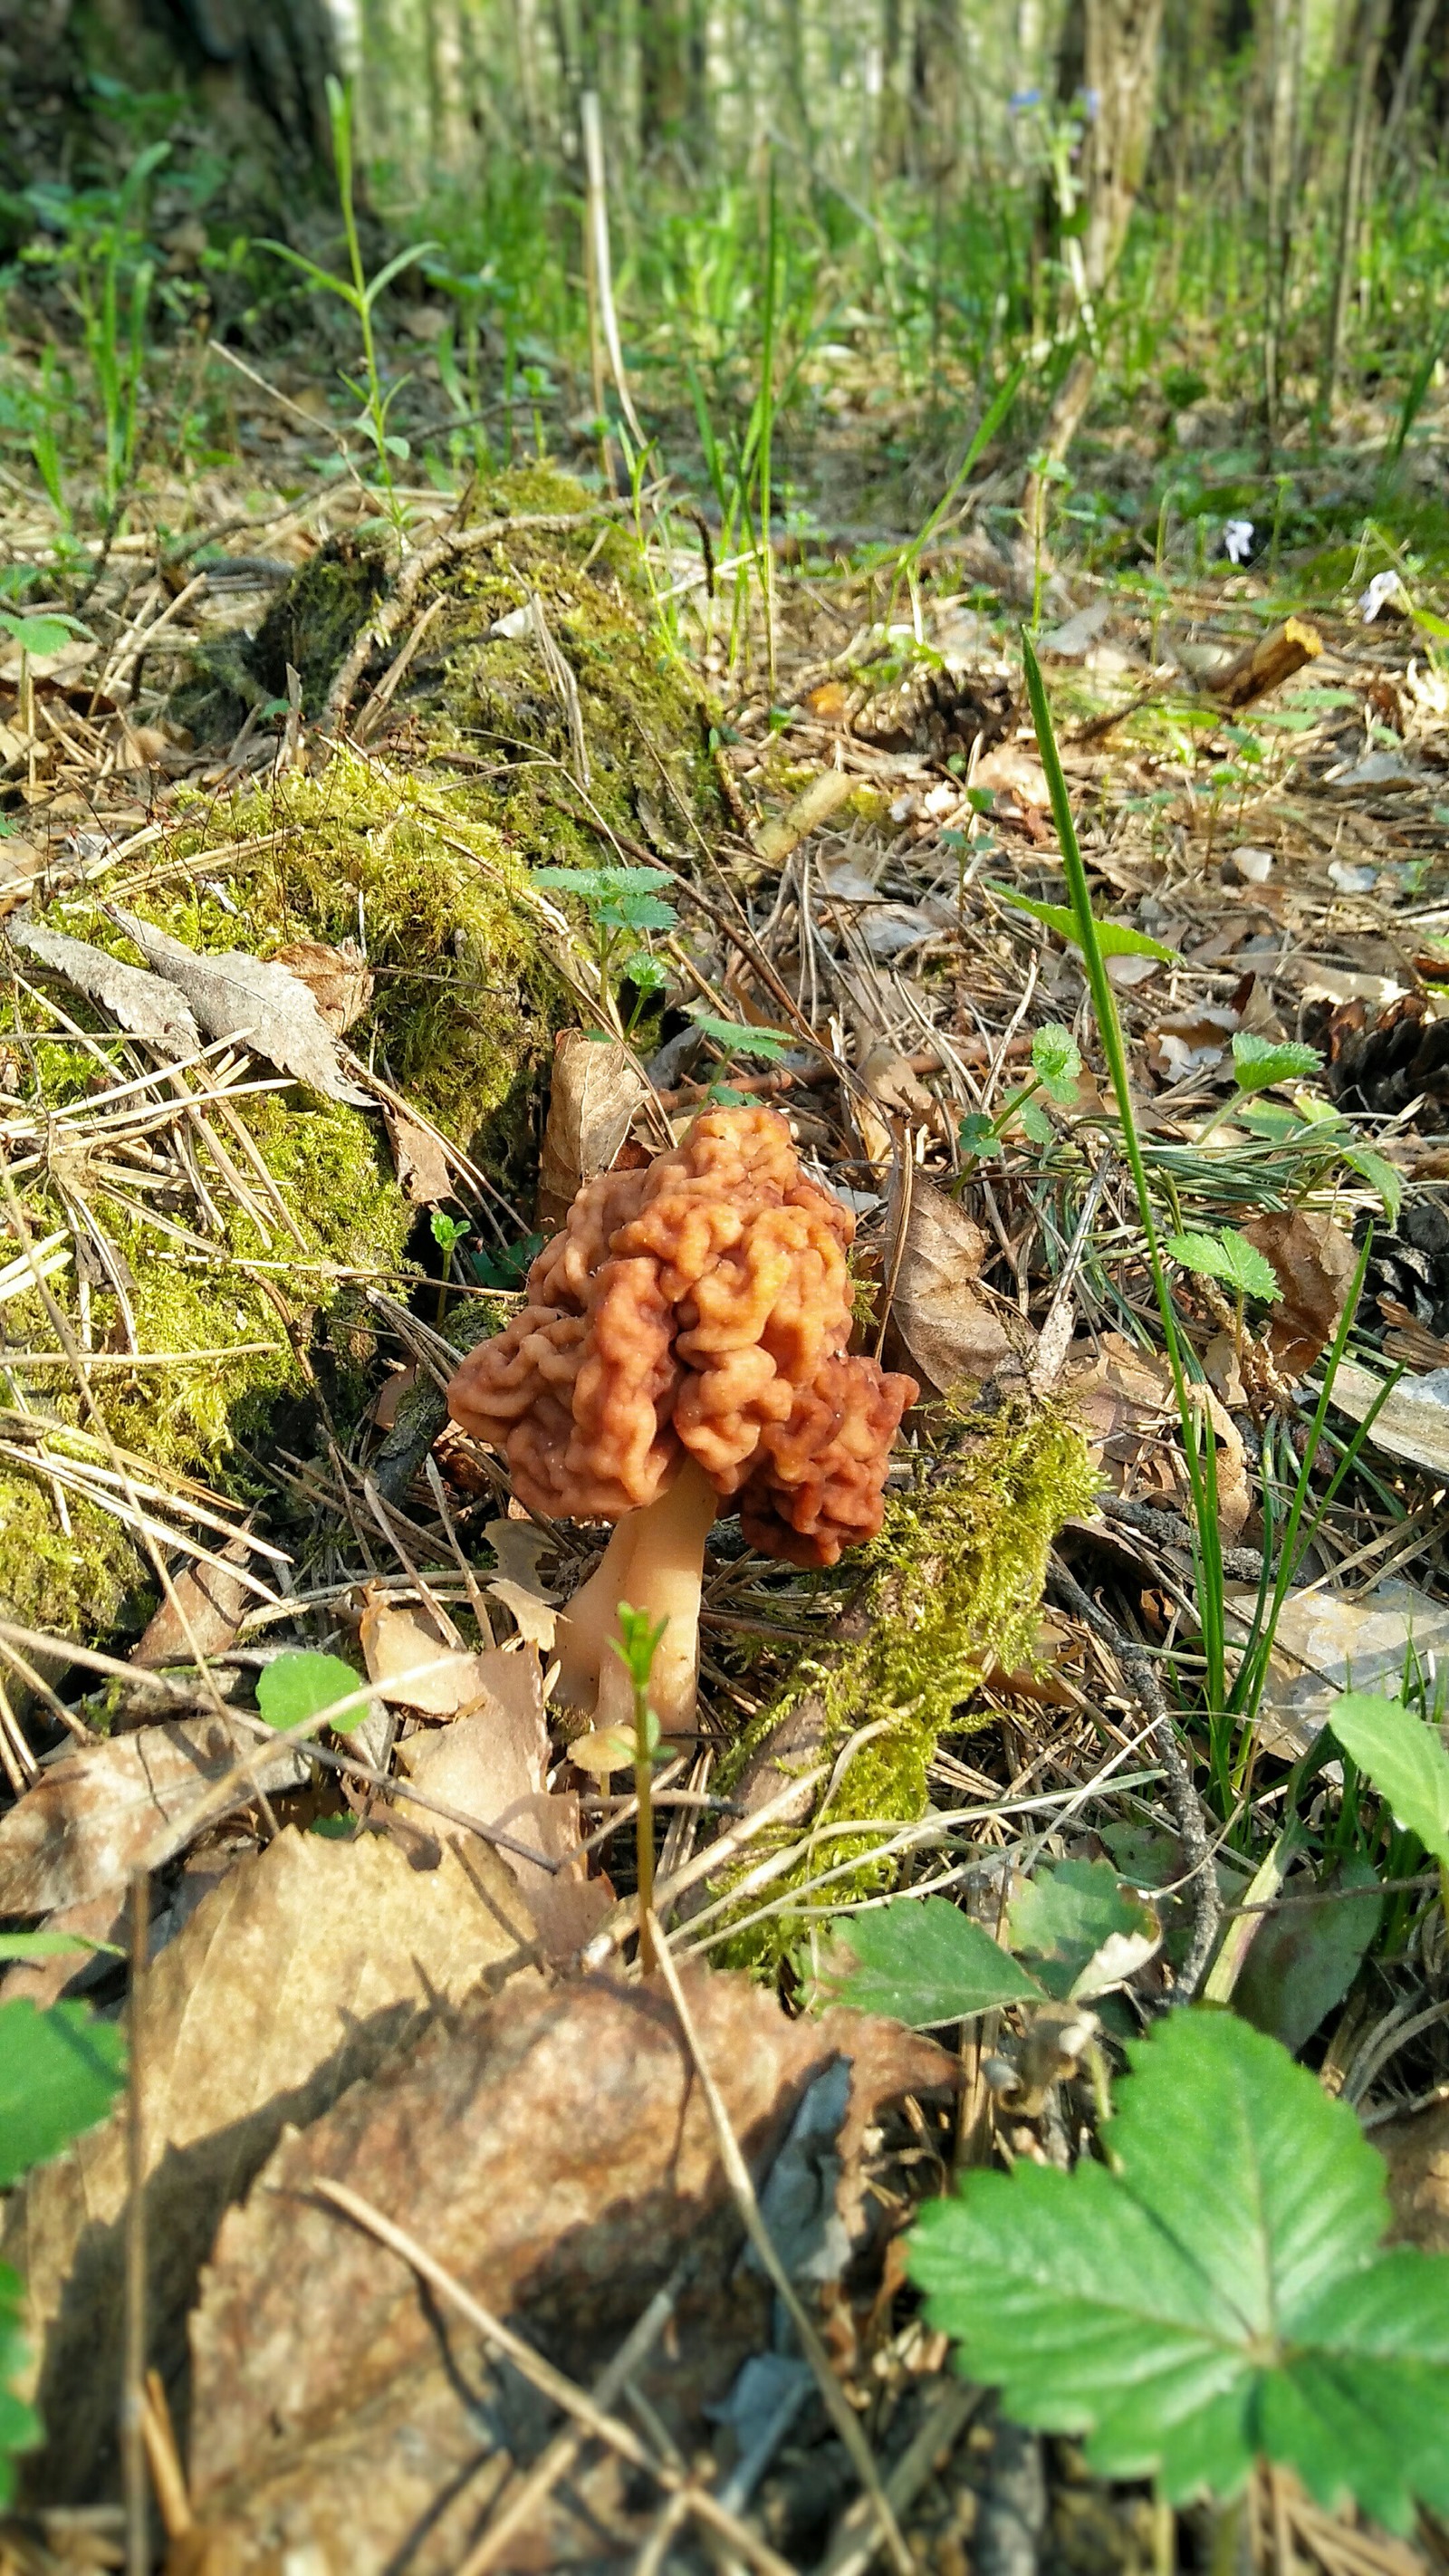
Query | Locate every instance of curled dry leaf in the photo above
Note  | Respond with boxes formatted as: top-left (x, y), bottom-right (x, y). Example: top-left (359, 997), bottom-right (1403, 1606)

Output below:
top-left (5, 1824), bottom-right (535, 2505)
top-left (358, 1594), bottom-right (490, 1717)
top-left (6, 909), bottom-right (200, 1056)
top-left (183, 1970), bottom-right (954, 2571)
top-left (108, 908), bottom-right (372, 1104)
top-left (537, 1026), bottom-right (648, 1229)
top-left (1242, 1209), bottom-right (1358, 1378)
top-left (1223, 1575), bottom-right (1449, 1760)
top-left (1064, 1331), bottom-right (1247, 1542)
top-left (0, 835), bottom-right (43, 921)
top-left (484, 1514), bottom-right (561, 1645)
top-left (129, 1527), bottom-right (259, 1679)
top-left (888, 1177), bottom-right (1021, 1397)
top-left (0, 1715), bottom-right (309, 1915)
top-left (398, 1647), bottom-right (606, 1960)
top-left (381, 1103), bottom-right (454, 1206)
top-left (486, 1575), bottom-right (559, 1650)
top-left (269, 937), bottom-right (373, 1033)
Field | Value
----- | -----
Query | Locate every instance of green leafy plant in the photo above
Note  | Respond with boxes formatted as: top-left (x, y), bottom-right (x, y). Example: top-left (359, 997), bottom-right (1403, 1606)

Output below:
top-left (1195, 1032), bottom-right (1326, 1144)
top-left (255, 1649), bottom-right (368, 1735)
top-left (0, 609), bottom-right (91, 737)
top-left (908, 2008), bottom-right (1449, 2531)
top-left (957, 1022), bottom-right (1082, 1163)
top-left (1163, 1226), bottom-right (1281, 1302)
top-left (988, 883), bottom-right (1179, 965)
top-left (261, 78), bottom-right (438, 530)
top-left (533, 865), bottom-right (677, 1031)
top-left (430, 1206), bottom-right (471, 1323)
top-left (814, 1864), bottom-right (1160, 2027)
top-left (0, 1995), bottom-right (128, 2498)
top-left (1327, 1689), bottom-right (1449, 1913)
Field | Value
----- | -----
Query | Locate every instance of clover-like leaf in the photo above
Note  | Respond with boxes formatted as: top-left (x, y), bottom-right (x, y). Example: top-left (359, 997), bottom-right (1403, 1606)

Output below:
top-left (1164, 1228), bottom-right (1281, 1302)
top-left (988, 884), bottom-right (1180, 963)
top-left (1328, 1691), bottom-right (1449, 1867)
top-left (908, 2008), bottom-right (1449, 2526)
top-left (0, 1998), bottom-right (127, 2189)
top-left (818, 1895), bottom-right (1046, 2027)
top-left (957, 1111), bottom-right (1005, 1161)
top-left (255, 1649), bottom-right (368, 1735)
top-left (1231, 1032), bottom-right (1323, 1094)
top-left (1031, 1022), bottom-right (1083, 1103)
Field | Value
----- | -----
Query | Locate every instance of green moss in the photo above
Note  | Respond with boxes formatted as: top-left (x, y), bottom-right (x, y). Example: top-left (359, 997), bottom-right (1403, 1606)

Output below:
top-left (172, 534), bottom-right (389, 736)
top-left (710, 1403), bottom-right (1100, 1966)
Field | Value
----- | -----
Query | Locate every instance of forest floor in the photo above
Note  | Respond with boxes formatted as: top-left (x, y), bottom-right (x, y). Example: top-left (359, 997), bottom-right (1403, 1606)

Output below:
top-left (1, 338), bottom-right (1449, 2576)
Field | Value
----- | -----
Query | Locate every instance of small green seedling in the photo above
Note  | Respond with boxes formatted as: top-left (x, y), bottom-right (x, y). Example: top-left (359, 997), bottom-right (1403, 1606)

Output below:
top-left (1163, 1226), bottom-right (1281, 1303)
top-left (533, 865), bottom-right (677, 1032)
top-left (256, 1649), bottom-right (369, 1735)
top-left (908, 2008), bottom-right (1449, 2533)
top-left (430, 1207), bottom-right (471, 1323)
top-left (611, 1602), bottom-right (670, 1975)
top-left (0, 609), bottom-right (91, 737)
top-left (958, 1022), bottom-right (1082, 1164)
top-left (1195, 1032), bottom-right (1326, 1144)
top-left (988, 882), bottom-right (1180, 966)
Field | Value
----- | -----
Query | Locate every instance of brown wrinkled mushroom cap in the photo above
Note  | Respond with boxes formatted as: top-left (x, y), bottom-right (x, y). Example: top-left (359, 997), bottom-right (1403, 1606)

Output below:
top-left (447, 1105), bottom-right (917, 1567)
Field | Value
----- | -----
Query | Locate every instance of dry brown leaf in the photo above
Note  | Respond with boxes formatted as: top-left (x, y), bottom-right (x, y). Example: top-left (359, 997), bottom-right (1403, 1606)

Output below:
top-left (537, 1027), bottom-right (647, 1229)
top-left (1144, 1001), bottom-right (1241, 1082)
top-left (5, 1825), bottom-right (535, 2505)
top-left (1242, 1209), bottom-right (1358, 1378)
top-left (381, 1101), bottom-right (454, 1205)
top-left (0, 1716), bottom-right (309, 1914)
top-left (358, 1594), bottom-right (490, 1716)
top-left (5, 910), bottom-right (200, 1055)
top-left (1223, 1576), bottom-right (1449, 1759)
top-left (269, 937), bottom-right (373, 1033)
top-left (109, 908), bottom-right (371, 1103)
top-left (129, 1530), bottom-right (258, 1679)
top-left (398, 1654), bottom-right (606, 1960)
top-left (0, 834), bottom-right (43, 921)
top-left (888, 1177), bottom-right (1020, 1396)
top-left (485, 1573), bottom-right (559, 1648)
top-left (1065, 1333), bottom-right (1246, 1539)
top-left (183, 1971), bottom-right (953, 2571)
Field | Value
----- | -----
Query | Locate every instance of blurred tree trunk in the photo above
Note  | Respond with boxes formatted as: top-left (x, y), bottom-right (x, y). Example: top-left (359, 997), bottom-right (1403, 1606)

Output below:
top-left (912, 0), bottom-right (963, 185)
top-left (0, 0), bottom-right (339, 232)
top-left (1320, 0), bottom-right (1391, 418)
top-left (1022, 0), bottom-right (1166, 544)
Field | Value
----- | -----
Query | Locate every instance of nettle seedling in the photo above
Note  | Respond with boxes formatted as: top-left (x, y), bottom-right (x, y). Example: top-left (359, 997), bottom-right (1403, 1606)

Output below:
top-left (908, 2007), bottom-right (1449, 2534)
top-left (532, 864), bottom-right (677, 1035)
top-left (957, 1021), bottom-right (1082, 1164)
top-left (688, 1008), bottom-right (791, 1102)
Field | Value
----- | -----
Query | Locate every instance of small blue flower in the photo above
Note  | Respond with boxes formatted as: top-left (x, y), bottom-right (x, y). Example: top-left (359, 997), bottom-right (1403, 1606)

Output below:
top-left (1009, 86), bottom-right (1042, 110)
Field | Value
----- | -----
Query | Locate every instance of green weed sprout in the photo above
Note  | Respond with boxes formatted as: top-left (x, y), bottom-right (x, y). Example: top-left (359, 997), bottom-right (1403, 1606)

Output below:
top-left (1194, 1031), bottom-right (1324, 1145)
top-left (0, 609), bottom-right (91, 739)
top-left (957, 1021), bottom-right (1081, 1164)
top-left (1162, 1226), bottom-right (1281, 1357)
top-left (611, 1602), bottom-right (670, 1975)
top-left (532, 865), bottom-right (677, 1033)
top-left (430, 1207), bottom-right (471, 1325)
top-left (261, 78), bottom-right (438, 533)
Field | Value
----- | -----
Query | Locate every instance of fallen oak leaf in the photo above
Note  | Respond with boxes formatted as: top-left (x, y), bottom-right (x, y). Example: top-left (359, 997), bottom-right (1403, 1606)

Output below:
top-left (270, 937), bottom-right (373, 1033)
top-left (1242, 1208), bottom-right (1358, 1378)
top-left (382, 1102), bottom-right (454, 1206)
top-left (358, 1595), bottom-right (491, 1718)
top-left (886, 1176), bottom-right (1021, 1397)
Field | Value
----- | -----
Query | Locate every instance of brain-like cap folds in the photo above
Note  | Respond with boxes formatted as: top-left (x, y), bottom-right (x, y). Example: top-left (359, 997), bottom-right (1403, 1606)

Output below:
top-left (447, 1106), bottom-right (917, 1566)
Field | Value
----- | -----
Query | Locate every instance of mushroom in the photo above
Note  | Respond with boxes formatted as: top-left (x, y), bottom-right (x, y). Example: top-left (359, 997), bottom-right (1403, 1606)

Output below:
top-left (446, 1106), bottom-right (918, 1736)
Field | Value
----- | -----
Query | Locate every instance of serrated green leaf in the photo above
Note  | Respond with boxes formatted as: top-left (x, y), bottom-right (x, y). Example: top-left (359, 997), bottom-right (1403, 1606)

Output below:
top-left (689, 1011), bottom-right (791, 1060)
top-left (1031, 1022), bottom-right (1083, 1102)
top-left (1231, 1033), bottom-right (1324, 1094)
top-left (820, 1895), bottom-right (1046, 2026)
top-left (0, 610), bottom-right (89, 656)
top-left (1008, 1860), bottom-right (1158, 2001)
top-left (987, 883), bottom-right (1180, 963)
top-left (0, 2262), bottom-right (38, 2504)
top-left (255, 1650), bottom-right (367, 1735)
top-left (1164, 1229), bottom-right (1281, 1302)
top-left (0, 1999), bottom-right (126, 2187)
top-left (908, 2008), bottom-right (1449, 2524)
top-left (1339, 1145), bottom-right (1403, 1223)
top-left (600, 891), bottom-right (678, 932)
top-left (1328, 1692), bottom-right (1449, 1866)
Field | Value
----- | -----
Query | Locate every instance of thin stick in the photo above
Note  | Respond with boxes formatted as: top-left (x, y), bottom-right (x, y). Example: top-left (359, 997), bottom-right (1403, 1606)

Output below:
top-left (648, 1923), bottom-right (914, 2576)
top-left (312, 2180), bottom-right (797, 2576)
top-left (123, 1870), bottom-right (149, 2576)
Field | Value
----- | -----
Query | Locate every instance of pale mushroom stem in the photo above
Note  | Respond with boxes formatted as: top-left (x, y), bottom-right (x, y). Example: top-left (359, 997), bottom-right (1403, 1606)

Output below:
top-left (554, 1456), bottom-right (719, 1739)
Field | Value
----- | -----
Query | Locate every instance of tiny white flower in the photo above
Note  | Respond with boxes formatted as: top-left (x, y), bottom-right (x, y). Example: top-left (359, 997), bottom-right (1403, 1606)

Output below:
top-left (1223, 518), bottom-right (1254, 565)
top-left (1358, 570), bottom-right (1405, 622)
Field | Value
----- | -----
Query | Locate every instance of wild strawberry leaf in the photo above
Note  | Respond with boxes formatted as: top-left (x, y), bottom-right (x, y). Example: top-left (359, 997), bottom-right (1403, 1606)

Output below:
top-left (1164, 1228), bottom-right (1281, 1302)
top-left (908, 2008), bottom-right (1449, 2525)
top-left (1231, 1032), bottom-right (1323, 1094)
top-left (819, 1894), bottom-right (1045, 2026)
top-left (1328, 1691), bottom-right (1449, 1867)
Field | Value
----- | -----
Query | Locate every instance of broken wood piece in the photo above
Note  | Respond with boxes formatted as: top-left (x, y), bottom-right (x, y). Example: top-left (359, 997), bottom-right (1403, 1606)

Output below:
top-left (1204, 615), bottom-right (1323, 709)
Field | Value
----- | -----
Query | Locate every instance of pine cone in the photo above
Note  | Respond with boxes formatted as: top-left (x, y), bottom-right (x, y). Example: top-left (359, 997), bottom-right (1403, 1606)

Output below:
top-left (855, 667), bottom-right (1014, 764)
top-left (1303, 991), bottom-right (1449, 1125)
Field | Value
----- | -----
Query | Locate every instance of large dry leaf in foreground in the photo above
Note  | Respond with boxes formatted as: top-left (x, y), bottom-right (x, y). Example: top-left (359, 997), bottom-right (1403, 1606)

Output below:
top-left (185, 1972), bottom-right (952, 2572)
top-left (6, 1824), bottom-right (535, 2504)
top-left (109, 908), bottom-right (371, 1104)
top-left (888, 1178), bottom-right (1019, 1396)
top-left (0, 1716), bottom-right (310, 1914)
